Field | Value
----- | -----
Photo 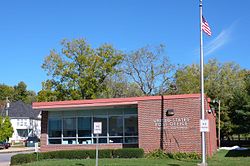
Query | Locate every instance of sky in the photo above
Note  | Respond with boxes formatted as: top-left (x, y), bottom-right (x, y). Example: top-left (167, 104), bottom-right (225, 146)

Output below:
top-left (0, 0), bottom-right (249, 93)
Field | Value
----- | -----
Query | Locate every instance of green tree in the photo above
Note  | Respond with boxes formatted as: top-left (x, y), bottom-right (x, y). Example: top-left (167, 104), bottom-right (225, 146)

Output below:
top-left (0, 116), bottom-right (14, 141)
top-left (13, 81), bottom-right (28, 102)
top-left (123, 45), bottom-right (174, 95)
top-left (40, 38), bottom-right (123, 101)
top-left (228, 90), bottom-right (250, 136)
top-left (0, 84), bottom-right (14, 108)
top-left (98, 73), bottom-right (143, 98)
top-left (174, 59), bottom-right (247, 138)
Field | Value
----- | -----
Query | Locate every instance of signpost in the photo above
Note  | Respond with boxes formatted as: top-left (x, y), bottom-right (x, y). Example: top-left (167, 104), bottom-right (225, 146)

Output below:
top-left (35, 142), bottom-right (39, 161)
top-left (94, 122), bottom-right (102, 166)
top-left (200, 119), bottom-right (209, 132)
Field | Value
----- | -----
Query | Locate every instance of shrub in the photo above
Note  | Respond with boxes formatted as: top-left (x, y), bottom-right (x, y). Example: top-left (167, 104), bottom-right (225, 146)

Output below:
top-left (145, 149), bottom-right (169, 159)
top-left (11, 153), bottom-right (36, 165)
top-left (10, 149), bottom-right (132, 165)
top-left (113, 148), bottom-right (144, 158)
top-left (145, 149), bottom-right (201, 160)
top-left (167, 152), bottom-right (201, 160)
top-left (39, 149), bottom-right (111, 159)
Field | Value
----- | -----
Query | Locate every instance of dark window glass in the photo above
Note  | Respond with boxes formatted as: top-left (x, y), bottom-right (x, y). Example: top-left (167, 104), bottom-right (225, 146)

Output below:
top-left (48, 118), bottom-right (62, 137)
top-left (109, 116), bottom-right (123, 136)
top-left (48, 139), bottom-right (62, 144)
top-left (78, 117), bottom-right (91, 137)
top-left (109, 137), bottom-right (123, 143)
top-left (124, 115), bottom-right (138, 136)
top-left (63, 118), bottom-right (76, 137)
top-left (17, 129), bottom-right (29, 137)
top-left (78, 138), bottom-right (92, 144)
top-left (62, 139), bottom-right (77, 144)
top-left (93, 138), bottom-right (107, 144)
top-left (93, 117), bottom-right (107, 136)
top-left (125, 137), bottom-right (138, 144)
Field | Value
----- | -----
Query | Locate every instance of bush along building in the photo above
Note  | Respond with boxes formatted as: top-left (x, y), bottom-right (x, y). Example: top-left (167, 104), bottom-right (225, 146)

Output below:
top-left (1, 101), bottom-right (41, 143)
top-left (32, 94), bottom-right (217, 156)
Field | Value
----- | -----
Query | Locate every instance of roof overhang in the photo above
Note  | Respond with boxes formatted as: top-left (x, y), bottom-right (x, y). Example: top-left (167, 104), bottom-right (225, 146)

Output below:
top-left (32, 94), bottom-right (201, 111)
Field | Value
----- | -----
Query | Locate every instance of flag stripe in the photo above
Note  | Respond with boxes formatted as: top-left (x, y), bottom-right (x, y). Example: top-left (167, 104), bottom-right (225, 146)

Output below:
top-left (202, 16), bottom-right (211, 36)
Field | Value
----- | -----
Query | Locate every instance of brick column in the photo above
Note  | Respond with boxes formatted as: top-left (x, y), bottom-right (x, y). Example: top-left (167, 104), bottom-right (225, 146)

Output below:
top-left (41, 111), bottom-right (48, 150)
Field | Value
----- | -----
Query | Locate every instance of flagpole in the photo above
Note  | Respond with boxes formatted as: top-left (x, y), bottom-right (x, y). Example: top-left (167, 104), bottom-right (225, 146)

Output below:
top-left (199, 0), bottom-right (206, 165)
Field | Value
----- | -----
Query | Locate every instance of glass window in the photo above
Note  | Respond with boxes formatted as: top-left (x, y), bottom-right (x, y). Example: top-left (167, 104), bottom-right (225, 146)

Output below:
top-left (78, 138), bottom-right (92, 144)
top-left (109, 137), bottom-right (123, 143)
top-left (109, 116), bottom-right (123, 136)
top-left (93, 117), bottom-right (107, 136)
top-left (78, 117), bottom-right (91, 137)
top-left (125, 137), bottom-right (138, 144)
top-left (49, 139), bottom-right (62, 144)
top-left (124, 108), bottom-right (137, 115)
top-left (93, 138), bottom-right (107, 144)
top-left (17, 129), bottom-right (29, 137)
top-left (124, 115), bottom-right (138, 136)
top-left (63, 117), bottom-right (76, 137)
top-left (48, 118), bottom-right (62, 137)
top-left (47, 108), bottom-right (138, 145)
top-left (62, 138), bottom-right (77, 144)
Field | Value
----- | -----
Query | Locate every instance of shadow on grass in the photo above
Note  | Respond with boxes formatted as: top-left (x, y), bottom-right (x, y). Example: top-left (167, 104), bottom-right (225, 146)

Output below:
top-left (225, 150), bottom-right (250, 157)
top-left (167, 164), bottom-right (180, 166)
top-left (75, 163), bottom-right (85, 166)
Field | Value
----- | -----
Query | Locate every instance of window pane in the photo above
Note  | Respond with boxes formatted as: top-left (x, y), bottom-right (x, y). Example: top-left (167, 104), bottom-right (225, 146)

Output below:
top-left (93, 117), bottom-right (107, 136)
top-left (48, 118), bottom-right (62, 137)
top-left (109, 116), bottom-right (123, 136)
top-left (93, 138), bottom-right (107, 144)
top-left (78, 138), bottom-right (92, 144)
top-left (63, 118), bottom-right (76, 137)
top-left (109, 137), bottom-right (123, 143)
top-left (124, 108), bottom-right (137, 114)
top-left (124, 115), bottom-right (138, 136)
top-left (125, 137), bottom-right (138, 144)
top-left (49, 139), bottom-right (62, 144)
top-left (62, 139), bottom-right (77, 144)
top-left (78, 117), bottom-right (91, 137)
top-left (17, 129), bottom-right (29, 137)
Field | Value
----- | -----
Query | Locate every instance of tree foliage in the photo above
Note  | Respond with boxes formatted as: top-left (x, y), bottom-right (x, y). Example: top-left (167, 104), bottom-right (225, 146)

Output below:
top-left (98, 73), bottom-right (144, 98)
top-left (174, 59), bottom-right (249, 138)
top-left (39, 38), bottom-right (123, 101)
top-left (0, 82), bottom-right (36, 105)
top-left (0, 116), bottom-right (14, 141)
top-left (123, 45), bottom-right (174, 95)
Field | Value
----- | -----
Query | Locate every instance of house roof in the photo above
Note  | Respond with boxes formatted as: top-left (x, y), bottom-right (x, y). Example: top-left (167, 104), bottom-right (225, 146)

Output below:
top-left (0, 101), bottom-right (40, 118)
top-left (33, 94), bottom-right (202, 110)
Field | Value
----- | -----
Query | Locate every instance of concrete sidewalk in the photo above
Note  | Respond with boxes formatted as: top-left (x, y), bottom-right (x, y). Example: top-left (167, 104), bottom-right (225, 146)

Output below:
top-left (0, 147), bottom-right (38, 154)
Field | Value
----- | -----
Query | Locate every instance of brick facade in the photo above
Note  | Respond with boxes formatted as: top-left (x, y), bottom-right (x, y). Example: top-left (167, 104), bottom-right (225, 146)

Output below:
top-left (36, 94), bottom-right (217, 156)
top-left (138, 96), bottom-right (217, 156)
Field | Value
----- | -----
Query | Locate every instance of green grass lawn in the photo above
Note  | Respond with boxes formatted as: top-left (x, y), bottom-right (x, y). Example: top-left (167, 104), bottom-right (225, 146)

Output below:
top-left (19, 150), bottom-right (250, 166)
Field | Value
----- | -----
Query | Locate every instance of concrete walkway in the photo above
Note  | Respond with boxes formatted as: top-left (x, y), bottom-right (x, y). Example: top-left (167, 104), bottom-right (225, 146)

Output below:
top-left (0, 147), bottom-right (37, 153)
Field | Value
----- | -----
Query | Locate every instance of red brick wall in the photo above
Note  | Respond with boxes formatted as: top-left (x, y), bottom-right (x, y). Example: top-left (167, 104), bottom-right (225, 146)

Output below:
top-left (138, 96), bottom-right (217, 156)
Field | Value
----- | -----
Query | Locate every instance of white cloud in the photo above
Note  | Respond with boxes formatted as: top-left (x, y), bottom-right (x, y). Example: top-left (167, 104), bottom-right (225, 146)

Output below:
top-left (204, 21), bottom-right (236, 56)
top-left (194, 21), bottom-right (237, 57)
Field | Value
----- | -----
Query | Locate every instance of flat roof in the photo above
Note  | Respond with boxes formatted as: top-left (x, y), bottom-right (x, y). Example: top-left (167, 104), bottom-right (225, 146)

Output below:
top-left (33, 94), bottom-right (201, 111)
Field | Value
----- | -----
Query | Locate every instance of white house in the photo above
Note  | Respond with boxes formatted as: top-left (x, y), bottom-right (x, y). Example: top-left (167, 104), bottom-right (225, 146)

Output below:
top-left (1, 101), bottom-right (41, 143)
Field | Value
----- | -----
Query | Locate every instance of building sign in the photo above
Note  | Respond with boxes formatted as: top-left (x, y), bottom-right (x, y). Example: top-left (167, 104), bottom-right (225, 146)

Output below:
top-left (200, 119), bottom-right (209, 132)
top-left (154, 117), bottom-right (190, 130)
top-left (94, 122), bottom-right (102, 134)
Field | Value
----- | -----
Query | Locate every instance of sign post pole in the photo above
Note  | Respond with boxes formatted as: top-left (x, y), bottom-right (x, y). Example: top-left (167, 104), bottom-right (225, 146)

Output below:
top-left (94, 122), bottom-right (102, 166)
top-left (96, 133), bottom-right (99, 166)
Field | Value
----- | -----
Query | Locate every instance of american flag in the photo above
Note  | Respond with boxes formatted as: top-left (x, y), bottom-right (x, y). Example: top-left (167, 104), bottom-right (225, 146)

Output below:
top-left (202, 16), bottom-right (211, 36)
